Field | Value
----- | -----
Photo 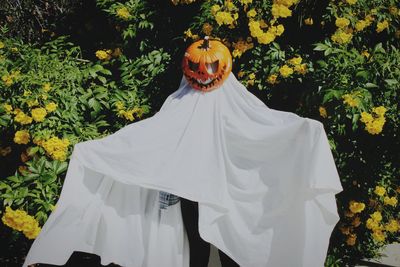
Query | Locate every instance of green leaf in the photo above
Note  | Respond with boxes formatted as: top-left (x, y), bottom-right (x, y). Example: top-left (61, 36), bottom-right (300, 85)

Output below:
top-left (365, 83), bottom-right (379, 88)
top-left (384, 79), bottom-right (398, 86)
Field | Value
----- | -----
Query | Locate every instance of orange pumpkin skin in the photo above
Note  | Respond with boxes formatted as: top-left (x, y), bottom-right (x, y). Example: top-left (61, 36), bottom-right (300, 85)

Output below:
top-left (182, 37), bottom-right (232, 92)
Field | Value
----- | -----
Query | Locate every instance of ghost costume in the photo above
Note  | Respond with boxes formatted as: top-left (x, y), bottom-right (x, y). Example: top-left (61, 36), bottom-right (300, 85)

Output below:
top-left (22, 73), bottom-right (343, 267)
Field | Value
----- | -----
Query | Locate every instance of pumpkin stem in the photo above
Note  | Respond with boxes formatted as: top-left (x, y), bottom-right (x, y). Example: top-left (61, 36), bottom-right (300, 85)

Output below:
top-left (198, 36), bottom-right (210, 50)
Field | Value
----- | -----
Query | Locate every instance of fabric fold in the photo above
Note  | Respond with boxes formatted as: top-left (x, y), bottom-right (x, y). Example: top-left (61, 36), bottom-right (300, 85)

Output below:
top-left (22, 73), bottom-right (343, 267)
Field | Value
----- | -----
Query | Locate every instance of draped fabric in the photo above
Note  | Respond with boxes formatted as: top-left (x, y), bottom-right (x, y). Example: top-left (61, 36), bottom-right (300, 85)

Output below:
top-left (22, 73), bottom-right (343, 267)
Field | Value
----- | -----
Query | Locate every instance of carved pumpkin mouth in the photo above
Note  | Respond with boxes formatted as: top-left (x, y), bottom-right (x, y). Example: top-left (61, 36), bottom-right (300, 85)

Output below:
top-left (187, 75), bottom-right (224, 90)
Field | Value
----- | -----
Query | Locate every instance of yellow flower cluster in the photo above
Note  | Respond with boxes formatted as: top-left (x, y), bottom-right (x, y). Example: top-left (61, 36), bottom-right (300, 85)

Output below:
top-left (385, 219), bottom-right (400, 233)
top-left (331, 29), bottom-right (353, 44)
top-left (248, 20), bottom-right (284, 45)
top-left (115, 101), bottom-right (145, 121)
top-left (41, 136), bottom-right (70, 161)
top-left (31, 107), bottom-right (47, 122)
top-left (247, 73), bottom-right (256, 86)
top-left (319, 106), bottom-right (327, 118)
top-left (202, 23), bottom-right (213, 36)
top-left (360, 106), bottom-right (387, 135)
top-left (216, 10), bottom-right (237, 27)
top-left (14, 130), bottom-right (30, 145)
top-left (355, 18), bottom-right (373, 32)
top-left (279, 64), bottom-right (293, 77)
top-left (184, 29), bottom-right (199, 41)
top-left (376, 20), bottom-right (389, 33)
top-left (374, 185), bottom-right (386, 196)
top-left (116, 7), bottom-right (131, 20)
top-left (14, 109), bottom-right (33, 125)
top-left (345, 0), bottom-right (357, 4)
top-left (239, 0), bottom-right (252, 4)
top-left (2, 70), bottom-right (21, 86)
top-left (349, 200), bottom-right (366, 213)
top-left (384, 196), bottom-right (398, 207)
top-left (45, 102), bottom-right (58, 113)
top-left (232, 38), bottom-right (254, 58)
top-left (3, 103), bottom-right (13, 114)
top-left (1, 206), bottom-right (41, 239)
top-left (335, 17), bottom-right (350, 28)
top-left (43, 82), bottom-right (52, 92)
top-left (267, 74), bottom-right (278, 85)
top-left (95, 49), bottom-right (113, 61)
top-left (341, 93), bottom-right (359, 107)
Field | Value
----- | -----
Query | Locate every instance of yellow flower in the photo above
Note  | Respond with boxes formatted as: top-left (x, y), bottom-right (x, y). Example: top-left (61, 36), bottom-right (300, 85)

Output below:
top-left (349, 201), bottom-right (365, 213)
top-left (372, 106), bottom-right (387, 117)
top-left (288, 56), bottom-right (302, 65)
top-left (361, 50), bottom-right (370, 58)
top-left (1, 206), bottom-right (42, 239)
top-left (267, 74), bottom-right (278, 85)
top-left (202, 23), bottom-right (213, 35)
top-left (232, 49), bottom-right (242, 58)
top-left (42, 83), bottom-right (52, 92)
top-left (294, 63), bottom-right (307, 74)
top-left (374, 185), bottom-right (386, 197)
top-left (383, 196), bottom-right (398, 207)
top-left (269, 24), bottom-right (285, 36)
top-left (210, 5), bottom-right (221, 15)
top-left (331, 29), bottom-right (353, 44)
top-left (257, 31), bottom-right (275, 44)
top-left (248, 73), bottom-right (256, 80)
top-left (95, 50), bottom-right (112, 61)
top-left (376, 20), bottom-right (389, 33)
top-left (319, 106), bottom-right (327, 118)
top-left (366, 218), bottom-right (382, 231)
top-left (274, 0), bottom-right (296, 8)
top-left (342, 94), bottom-right (359, 107)
top-left (41, 136), bottom-right (70, 161)
top-left (31, 107), bottom-right (47, 122)
top-left (355, 20), bottom-right (368, 31)
top-left (3, 104), bottom-right (13, 114)
top-left (371, 229), bottom-right (386, 242)
top-left (335, 17), bottom-right (350, 28)
top-left (225, 1), bottom-right (236, 10)
top-left (279, 65), bottom-right (293, 77)
top-left (27, 99), bottom-right (39, 108)
top-left (45, 102), bottom-right (57, 113)
top-left (247, 9), bottom-right (257, 18)
top-left (248, 20), bottom-right (263, 38)
top-left (14, 130), bottom-right (30, 145)
top-left (115, 101), bottom-right (125, 110)
top-left (116, 7), bottom-right (131, 20)
top-left (240, 0), bottom-right (252, 4)
top-left (215, 11), bottom-right (234, 26)
top-left (371, 211), bottom-right (382, 222)
top-left (0, 41), bottom-right (4, 49)
top-left (365, 116), bottom-right (385, 135)
top-left (345, 0), bottom-right (357, 4)
top-left (271, 4), bottom-right (292, 18)
top-left (360, 111), bottom-right (373, 123)
top-left (304, 18), bottom-right (313, 25)
top-left (14, 111), bottom-right (33, 125)
top-left (385, 219), bottom-right (399, 233)
top-left (389, 6), bottom-right (398, 16)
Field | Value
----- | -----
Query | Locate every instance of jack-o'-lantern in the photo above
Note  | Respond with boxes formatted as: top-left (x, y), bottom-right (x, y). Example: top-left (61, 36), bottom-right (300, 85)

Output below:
top-left (182, 36), bottom-right (232, 92)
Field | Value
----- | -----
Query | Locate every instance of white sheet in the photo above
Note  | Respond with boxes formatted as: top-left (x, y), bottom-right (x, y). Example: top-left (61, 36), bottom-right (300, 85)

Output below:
top-left (22, 73), bottom-right (343, 267)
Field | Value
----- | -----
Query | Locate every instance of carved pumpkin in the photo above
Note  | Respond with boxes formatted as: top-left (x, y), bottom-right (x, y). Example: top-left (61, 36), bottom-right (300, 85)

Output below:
top-left (182, 36), bottom-right (232, 92)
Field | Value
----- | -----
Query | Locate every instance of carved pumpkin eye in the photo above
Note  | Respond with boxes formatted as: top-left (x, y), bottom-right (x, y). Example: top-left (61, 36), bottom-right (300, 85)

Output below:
top-left (188, 60), bottom-right (199, 72)
top-left (206, 60), bottom-right (219, 74)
